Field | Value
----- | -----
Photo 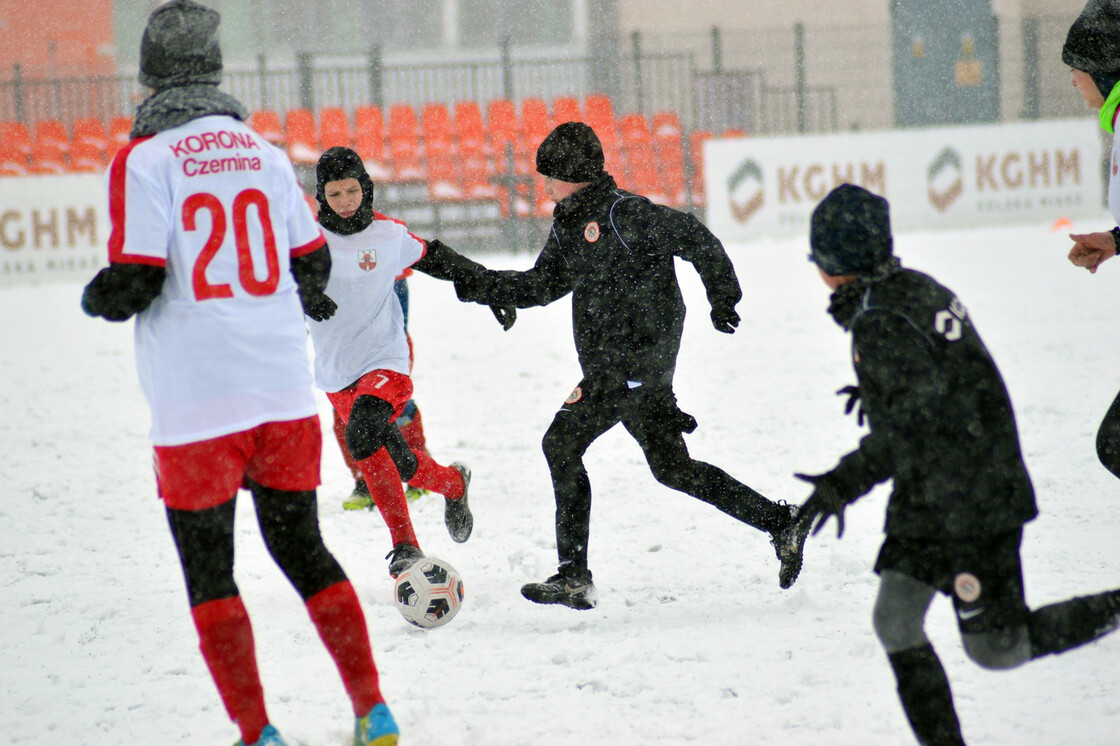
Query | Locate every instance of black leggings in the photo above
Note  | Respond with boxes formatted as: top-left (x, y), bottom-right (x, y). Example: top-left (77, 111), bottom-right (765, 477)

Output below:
top-left (1097, 388), bottom-right (1120, 480)
top-left (167, 481), bottom-right (347, 607)
top-left (541, 379), bottom-right (783, 572)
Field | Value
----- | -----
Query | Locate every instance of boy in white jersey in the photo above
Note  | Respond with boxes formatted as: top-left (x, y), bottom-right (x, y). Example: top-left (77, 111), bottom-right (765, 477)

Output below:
top-left (79, 4), bottom-right (396, 746)
top-left (309, 146), bottom-right (515, 576)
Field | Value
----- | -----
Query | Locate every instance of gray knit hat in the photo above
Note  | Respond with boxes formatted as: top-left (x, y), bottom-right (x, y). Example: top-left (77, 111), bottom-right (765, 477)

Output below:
top-left (1063, 0), bottom-right (1120, 95)
top-left (139, 0), bottom-right (223, 90)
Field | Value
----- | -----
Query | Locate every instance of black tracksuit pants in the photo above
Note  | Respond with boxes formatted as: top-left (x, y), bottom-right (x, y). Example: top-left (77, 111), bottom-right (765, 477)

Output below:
top-left (541, 377), bottom-right (785, 573)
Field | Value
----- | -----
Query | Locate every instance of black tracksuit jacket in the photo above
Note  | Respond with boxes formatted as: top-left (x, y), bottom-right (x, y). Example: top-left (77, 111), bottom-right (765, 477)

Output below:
top-left (826, 266), bottom-right (1038, 540)
top-left (454, 172), bottom-right (742, 387)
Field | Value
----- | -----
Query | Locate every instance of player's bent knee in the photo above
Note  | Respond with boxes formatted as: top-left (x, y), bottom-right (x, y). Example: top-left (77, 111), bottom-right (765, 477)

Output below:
top-left (346, 396), bottom-right (395, 461)
top-left (961, 628), bottom-right (1031, 670)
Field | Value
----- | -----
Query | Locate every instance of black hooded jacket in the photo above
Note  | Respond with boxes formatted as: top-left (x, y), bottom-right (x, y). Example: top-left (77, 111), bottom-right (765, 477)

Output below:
top-left (454, 173), bottom-right (742, 386)
top-left (825, 266), bottom-right (1038, 539)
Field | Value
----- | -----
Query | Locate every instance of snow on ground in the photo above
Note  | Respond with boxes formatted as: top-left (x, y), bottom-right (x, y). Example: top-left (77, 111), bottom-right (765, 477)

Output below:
top-left (2, 218), bottom-right (1118, 745)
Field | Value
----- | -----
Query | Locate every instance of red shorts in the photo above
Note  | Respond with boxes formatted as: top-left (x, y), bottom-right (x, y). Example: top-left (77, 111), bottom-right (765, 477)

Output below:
top-left (155, 416), bottom-right (322, 511)
top-left (327, 369), bottom-right (414, 425)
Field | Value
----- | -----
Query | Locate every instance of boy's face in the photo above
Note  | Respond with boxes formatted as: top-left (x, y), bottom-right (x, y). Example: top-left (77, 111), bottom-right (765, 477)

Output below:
top-left (543, 175), bottom-right (588, 203)
top-left (1072, 69), bottom-right (1105, 109)
top-left (818, 265), bottom-right (855, 290)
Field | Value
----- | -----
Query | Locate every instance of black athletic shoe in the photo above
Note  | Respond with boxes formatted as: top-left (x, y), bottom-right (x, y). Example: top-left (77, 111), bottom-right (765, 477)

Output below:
top-left (771, 503), bottom-right (811, 589)
top-left (521, 569), bottom-right (598, 610)
top-left (342, 479), bottom-right (374, 511)
top-left (445, 462), bottom-right (473, 543)
top-left (385, 542), bottom-right (424, 578)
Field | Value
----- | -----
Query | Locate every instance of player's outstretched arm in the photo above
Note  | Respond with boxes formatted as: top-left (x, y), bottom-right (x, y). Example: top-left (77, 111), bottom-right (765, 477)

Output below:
top-left (414, 239), bottom-right (516, 330)
top-left (1068, 230), bottom-right (1118, 274)
top-left (81, 263), bottom-right (166, 322)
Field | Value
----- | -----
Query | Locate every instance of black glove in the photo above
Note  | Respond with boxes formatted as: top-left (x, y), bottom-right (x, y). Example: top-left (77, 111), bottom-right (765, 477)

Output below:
top-left (711, 305), bottom-right (740, 334)
top-left (81, 264), bottom-right (166, 322)
top-left (301, 291), bottom-right (338, 322)
top-left (837, 385), bottom-right (865, 426)
top-left (490, 305), bottom-right (517, 331)
top-left (794, 472), bottom-right (852, 539)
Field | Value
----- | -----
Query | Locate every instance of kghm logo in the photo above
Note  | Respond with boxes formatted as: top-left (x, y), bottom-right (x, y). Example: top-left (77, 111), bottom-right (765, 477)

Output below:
top-left (928, 147), bottom-right (963, 213)
top-left (728, 159), bottom-right (765, 224)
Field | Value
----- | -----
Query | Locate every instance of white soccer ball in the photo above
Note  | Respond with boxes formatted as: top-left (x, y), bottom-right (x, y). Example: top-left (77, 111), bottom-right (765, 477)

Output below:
top-left (393, 557), bottom-right (464, 629)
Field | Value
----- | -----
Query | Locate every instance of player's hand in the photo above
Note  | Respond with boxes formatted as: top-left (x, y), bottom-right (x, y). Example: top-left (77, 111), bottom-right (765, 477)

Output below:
top-left (490, 305), bottom-right (517, 331)
top-left (837, 385), bottom-right (865, 426)
top-left (794, 472), bottom-right (850, 539)
top-left (711, 305), bottom-right (740, 334)
top-left (1068, 231), bottom-right (1117, 274)
top-left (302, 291), bottom-right (338, 321)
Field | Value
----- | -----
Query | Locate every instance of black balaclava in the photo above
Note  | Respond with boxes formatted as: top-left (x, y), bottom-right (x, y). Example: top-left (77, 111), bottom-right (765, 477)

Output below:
top-left (535, 122), bottom-right (605, 182)
top-left (1063, 0), bottom-right (1120, 97)
top-left (316, 146), bottom-right (376, 236)
top-left (809, 184), bottom-right (894, 277)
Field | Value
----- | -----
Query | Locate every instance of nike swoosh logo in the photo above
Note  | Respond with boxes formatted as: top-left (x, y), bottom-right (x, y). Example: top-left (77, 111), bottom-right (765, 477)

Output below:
top-left (958, 607), bottom-right (984, 620)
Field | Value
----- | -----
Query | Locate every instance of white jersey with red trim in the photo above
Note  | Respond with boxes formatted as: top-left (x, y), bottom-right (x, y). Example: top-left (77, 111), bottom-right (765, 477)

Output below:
top-left (309, 214), bottom-right (425, 392)
top-left (107, 114), bottom-right (325, 445)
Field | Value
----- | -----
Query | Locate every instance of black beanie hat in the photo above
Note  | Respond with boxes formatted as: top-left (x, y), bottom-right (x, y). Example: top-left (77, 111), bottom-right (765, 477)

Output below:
top-left (315, 146), bottom-right (376, 235)
top-left (139, 0), bottom-right (224, 90)
top-left (809, 184), bottom-right (894, 276)
top-left (536, 122), bottom-right (605, 182)
top-left (1063, 0), bottom-right (1120, 95)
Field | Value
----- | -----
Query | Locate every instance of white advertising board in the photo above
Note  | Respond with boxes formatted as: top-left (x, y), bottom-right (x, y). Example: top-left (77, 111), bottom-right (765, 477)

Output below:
top-left (0, 173), bottom-right (107, 285)
top-left (704, 118), bottom-right (1104, 243)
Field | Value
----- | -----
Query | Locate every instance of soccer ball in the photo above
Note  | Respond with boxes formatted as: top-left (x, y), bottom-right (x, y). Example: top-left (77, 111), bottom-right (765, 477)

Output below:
top-left (393, 557), bottom-right (464, 629)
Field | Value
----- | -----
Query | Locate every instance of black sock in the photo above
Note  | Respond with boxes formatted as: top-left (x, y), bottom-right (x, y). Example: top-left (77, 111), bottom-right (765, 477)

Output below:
top-left (1030, 589), bottom-right (1120, 658)
top-left (887, 644), bottom-right (965, 746)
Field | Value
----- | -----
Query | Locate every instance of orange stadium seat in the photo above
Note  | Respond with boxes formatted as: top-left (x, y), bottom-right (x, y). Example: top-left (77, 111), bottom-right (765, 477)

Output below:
top-left (107, 116), bottom-right (132, 154)
top-left (71, 117), bottom-right (108, 152)
top-left (551, 96), bottom-right (581, 128)
top-left (486, 99), bottom-right (519, 173)
top-left (352, 105), bottom-right (388, 177)
top-left (421, 103), bottom-right (453, 159)
top-left (34, 119), bottom-right (69, 153)
top-left (28, 141), bottom-right (67, 174)
top-left (0, 121), bottom-right (32, 158)
top-left (69, 139), bottom-right (107, 172)
top-left (284, 108), bottom-right (318, 164)
top-left (318, 107), bottom-right (351, 150)
top-left (0, 139), bottom-right (29, 175)
top-left (387, 105), bottom-right (423, 180)
top-left (453, 101), bottom-right (487, 158)
top-left (248, 109), bottom-right (283, 145)
top-left (427, 155), bottom-right (463, 201)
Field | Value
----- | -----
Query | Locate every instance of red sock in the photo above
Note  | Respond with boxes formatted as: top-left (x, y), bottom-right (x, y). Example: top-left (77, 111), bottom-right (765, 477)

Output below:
top-left (410, 451), bottom-right (465, 499)
top-left (306, 581), bottom-right (384, 716)
top-left (359, 449), bottom-right (419, 548)
top-left (191, 597), bottom-right (268, 745)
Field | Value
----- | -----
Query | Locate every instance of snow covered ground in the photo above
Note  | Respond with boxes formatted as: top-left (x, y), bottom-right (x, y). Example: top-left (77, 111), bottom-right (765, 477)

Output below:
top-left (2, 218), bottom-right (1118, 745)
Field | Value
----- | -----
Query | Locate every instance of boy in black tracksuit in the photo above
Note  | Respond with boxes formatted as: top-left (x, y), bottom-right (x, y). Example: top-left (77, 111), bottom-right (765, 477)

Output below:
top-left (797, 184), bottom-right (1120, 745)
top-left (453, 122), bottom-right (810, 609)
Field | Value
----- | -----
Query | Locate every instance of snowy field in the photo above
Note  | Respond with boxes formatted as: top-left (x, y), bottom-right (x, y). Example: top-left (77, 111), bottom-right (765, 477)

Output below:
top-left (2, 218), bottom-right (1119, 745)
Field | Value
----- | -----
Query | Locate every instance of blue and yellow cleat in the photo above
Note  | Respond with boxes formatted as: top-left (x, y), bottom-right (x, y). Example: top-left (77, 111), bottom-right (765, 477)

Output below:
top-left (355, 703), bottom-right (399, 746)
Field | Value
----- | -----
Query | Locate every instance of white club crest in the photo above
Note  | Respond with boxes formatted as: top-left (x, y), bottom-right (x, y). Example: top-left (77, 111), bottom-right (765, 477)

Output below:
top-left (358, 249), bottom-right (377, 271)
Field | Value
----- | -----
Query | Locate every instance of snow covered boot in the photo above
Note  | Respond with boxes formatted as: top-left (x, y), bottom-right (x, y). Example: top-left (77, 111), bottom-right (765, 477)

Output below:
top-left (342, 479), bottom-right (373, 511)
top-left (444, 462), bottom-right (474, 543)
top-left (385, 542), bottom-right (424, 578)
top-left (355, 703), bottom-right (399, 746)
top-left (522, 568), bottom-right (598, 610)
top-left (235, 724), bottom-right (288, 746)
top-left (770, 503), bottom-right (811, 589)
